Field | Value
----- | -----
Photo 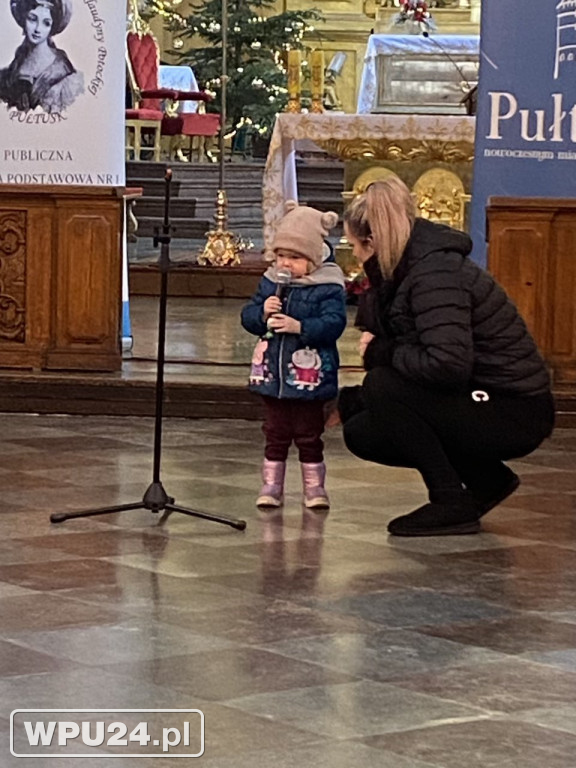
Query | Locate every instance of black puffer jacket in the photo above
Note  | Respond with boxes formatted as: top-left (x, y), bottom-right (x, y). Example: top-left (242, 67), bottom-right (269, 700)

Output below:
top-left (359, 218), bottom-right (551, 396)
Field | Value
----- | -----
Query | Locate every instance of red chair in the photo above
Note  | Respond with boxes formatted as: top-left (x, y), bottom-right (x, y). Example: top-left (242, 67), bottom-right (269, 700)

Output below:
top-left (161, 109), bottom-right (221, 162)
top-left (125, 31), bottom-right (213, 161)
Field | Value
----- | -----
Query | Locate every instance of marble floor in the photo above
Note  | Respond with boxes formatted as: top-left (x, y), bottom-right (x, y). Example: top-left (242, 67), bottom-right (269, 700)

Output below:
top-left (0, 410), bottom-right (575, 766)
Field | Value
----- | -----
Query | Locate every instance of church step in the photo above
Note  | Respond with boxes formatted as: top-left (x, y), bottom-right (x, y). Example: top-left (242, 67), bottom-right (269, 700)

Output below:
top-left (0, 373), bottom-right (263, 420)
top-left (126, 160), bottom-right (170, 179)
top-left (193, 200), bottom-right (263, 217)
top-left (130, 177), bottom-right (184, 198)
top-left (297, 160), bottom-right (345, 178)
top-left (128, 178), bottom-right (262, 205)
top-left (129, 263), bottom-right (263, 298)
top-left (134, 217), bottom-right (261, 240)
top-left (296, 161), bottom-right (345, 213)
top-left (179, 185), bottom-right (262, 203)
top-left (127, 158), bottom-right (345, 247)
top-left (136, 216), bottom-right (211, 239)
top-left (127, 160), bottom-right (266, 181)
top-left (134, 197), bottom-right (198, 218)
top-left (1, 370), bottom-right (573, 424)
top-left (298, 192), bottom-right (345, 214)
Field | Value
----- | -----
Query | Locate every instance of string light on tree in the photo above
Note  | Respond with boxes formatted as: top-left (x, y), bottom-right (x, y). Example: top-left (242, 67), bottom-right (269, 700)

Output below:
top-left (144, 0), bottom-right (322, 141)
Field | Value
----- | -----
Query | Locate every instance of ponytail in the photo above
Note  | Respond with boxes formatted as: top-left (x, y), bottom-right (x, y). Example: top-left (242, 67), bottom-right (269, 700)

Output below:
top-left (344, 176), bottom-right (416, 278)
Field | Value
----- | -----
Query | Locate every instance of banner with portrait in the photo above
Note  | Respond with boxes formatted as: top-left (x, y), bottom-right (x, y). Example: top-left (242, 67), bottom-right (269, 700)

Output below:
top-left (470, 0), bottom-right (576, 265)
top-left (0, 0), bottom-right (125, 186)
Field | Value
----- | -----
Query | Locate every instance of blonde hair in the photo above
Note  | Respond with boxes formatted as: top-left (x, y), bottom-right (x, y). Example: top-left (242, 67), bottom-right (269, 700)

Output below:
top-left (344, 176), bottom-right (416, 278)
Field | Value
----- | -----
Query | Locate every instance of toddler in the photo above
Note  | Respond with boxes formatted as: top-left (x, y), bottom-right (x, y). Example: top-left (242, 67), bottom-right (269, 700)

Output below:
top-left (241, 201), bottom-right (347, 509)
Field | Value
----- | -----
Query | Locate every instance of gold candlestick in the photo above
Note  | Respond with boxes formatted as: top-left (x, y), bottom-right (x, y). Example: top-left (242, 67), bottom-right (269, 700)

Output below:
top-left (286, 49), bottom-right (301, 113)
top-left (198, 190), bottom-right (246, 267)
top-left (310, 50), bottom-right (324, 114)
top-left (198, 1), bottom-right (251, 267)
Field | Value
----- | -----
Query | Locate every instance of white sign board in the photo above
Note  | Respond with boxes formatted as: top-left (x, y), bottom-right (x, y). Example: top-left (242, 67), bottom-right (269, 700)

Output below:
top-left (0, 0), bottom-right (125, 186)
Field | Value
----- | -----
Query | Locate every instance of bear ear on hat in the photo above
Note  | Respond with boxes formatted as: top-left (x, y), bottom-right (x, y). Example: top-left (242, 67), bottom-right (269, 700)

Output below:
top-left (321, 211), bottom-right (339, 231)
top-left (284, 200), bottom-right (299, 213)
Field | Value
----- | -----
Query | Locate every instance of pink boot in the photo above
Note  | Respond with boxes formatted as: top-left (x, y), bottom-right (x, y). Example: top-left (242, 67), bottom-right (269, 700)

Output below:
top-left (301, 462), bottom-right (330, 510)
top-left (257, 459), bottom-right (286, 508)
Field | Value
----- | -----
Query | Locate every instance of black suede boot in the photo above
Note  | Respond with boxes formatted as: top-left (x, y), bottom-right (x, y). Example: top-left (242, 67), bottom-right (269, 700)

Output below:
top-left (467, 469), bottom-right (520, 517)
top-left (387, 489), bottom-right (485, 537)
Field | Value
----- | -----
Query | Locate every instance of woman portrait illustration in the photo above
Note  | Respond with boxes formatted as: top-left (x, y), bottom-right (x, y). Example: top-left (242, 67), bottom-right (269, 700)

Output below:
top-left (0, 0), bottom-right (83, 113)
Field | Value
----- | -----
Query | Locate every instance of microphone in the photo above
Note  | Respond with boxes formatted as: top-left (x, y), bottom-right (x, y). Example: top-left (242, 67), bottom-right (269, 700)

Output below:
top-left (264, 269), bottom-right (292, 339)
top-left (275, 268), bottom-right (292, 301)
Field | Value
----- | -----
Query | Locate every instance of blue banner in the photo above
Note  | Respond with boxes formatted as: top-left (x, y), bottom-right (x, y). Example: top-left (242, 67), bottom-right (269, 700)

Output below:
top-left (470, 0), bottom-right (576, 265)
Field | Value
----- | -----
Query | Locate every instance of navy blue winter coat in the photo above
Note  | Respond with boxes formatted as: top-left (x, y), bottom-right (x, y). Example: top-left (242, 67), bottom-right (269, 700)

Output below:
top-left (241, 263), bottom-right (347, 401)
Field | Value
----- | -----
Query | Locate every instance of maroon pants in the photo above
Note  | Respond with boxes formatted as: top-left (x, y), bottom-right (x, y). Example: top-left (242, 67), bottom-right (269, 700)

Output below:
top-left (262, 396), bottom-right (325, 463)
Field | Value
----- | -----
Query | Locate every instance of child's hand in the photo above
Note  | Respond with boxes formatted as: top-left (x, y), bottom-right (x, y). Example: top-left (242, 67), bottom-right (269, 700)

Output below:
top-left (263, 296), bottom-right (282, 318)
top-left (359, 331), bottom-right (375, 358)
top-left (266, 314), bottom-right (301, 334)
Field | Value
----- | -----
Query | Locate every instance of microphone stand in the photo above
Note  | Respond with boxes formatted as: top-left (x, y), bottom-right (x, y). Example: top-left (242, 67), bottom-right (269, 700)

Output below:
top-left (50, 169), bottom-right (246, 532)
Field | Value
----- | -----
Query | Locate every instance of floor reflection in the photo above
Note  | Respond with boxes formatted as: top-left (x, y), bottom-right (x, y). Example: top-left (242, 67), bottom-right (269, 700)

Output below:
top-left (0, 413), bottom-right (575, 767)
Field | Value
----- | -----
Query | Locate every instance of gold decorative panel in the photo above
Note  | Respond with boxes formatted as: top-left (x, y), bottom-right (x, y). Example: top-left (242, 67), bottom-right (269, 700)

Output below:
top-left (0, 211), bottom-right (26, 343)
top-left (413, 168), bottom-right (469, 231)
top-left (352, 166), bottom-right (399, 193)
top-left (316, 137), bottom-right (474, 163)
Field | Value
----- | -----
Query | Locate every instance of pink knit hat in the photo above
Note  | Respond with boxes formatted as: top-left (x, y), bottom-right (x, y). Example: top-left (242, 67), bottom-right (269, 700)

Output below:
top-left (272, 201), bottom-right (339, 268)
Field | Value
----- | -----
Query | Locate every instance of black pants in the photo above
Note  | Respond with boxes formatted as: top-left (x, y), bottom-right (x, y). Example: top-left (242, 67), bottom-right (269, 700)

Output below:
top-left (262, 396), bottom-right (325, 463)
top-left (342, 367), bottom-right (555, 495)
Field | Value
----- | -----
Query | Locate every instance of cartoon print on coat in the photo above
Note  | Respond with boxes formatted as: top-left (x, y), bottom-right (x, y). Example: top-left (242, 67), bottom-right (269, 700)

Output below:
top-left (288, 347), bottom-right (323, 391)
top-left (249, 338), bottom-right (272, 385)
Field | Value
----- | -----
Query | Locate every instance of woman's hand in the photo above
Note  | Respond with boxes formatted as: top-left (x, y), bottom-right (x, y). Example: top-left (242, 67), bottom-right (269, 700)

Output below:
top-left (324, 399), bottom-right (341, 428)
top-left (325, 408), bottom-right (341, 428)
top-left (263, 296), bottom-right (282, 319)
top-left (359, 331), bottom-right (375, 358)
top-left (266, 314), bottom-right (301, 334)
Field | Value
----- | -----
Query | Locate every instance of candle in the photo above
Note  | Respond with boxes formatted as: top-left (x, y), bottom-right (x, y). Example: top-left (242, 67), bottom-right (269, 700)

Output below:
top-left (310, 50), bottom-right (324, 113)
top-left (286, 49), bottom-right (302, 112)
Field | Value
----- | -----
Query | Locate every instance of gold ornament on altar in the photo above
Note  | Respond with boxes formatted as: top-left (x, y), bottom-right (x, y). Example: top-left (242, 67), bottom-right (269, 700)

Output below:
top-left (315, 137), bottom-right (474, 163)
top-left (198, 190), bottom-right (248, 266)
top-left (413, 168), bottom-right (469, 231)
top-left (286, 49), bottom-right (302, 113)
top-left (352, 166), bottom-right (399, 194)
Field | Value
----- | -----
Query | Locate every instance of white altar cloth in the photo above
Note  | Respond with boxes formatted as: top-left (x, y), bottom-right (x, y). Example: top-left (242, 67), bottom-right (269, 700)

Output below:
top-left (159, 65), bottom-right (200, 113)
top-left (262, 112), bottom-right (475, 255)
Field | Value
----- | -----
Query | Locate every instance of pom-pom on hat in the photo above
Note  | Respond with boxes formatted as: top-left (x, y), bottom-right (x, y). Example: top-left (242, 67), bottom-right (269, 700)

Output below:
top-left (272, 201), bottom-right (339, 269)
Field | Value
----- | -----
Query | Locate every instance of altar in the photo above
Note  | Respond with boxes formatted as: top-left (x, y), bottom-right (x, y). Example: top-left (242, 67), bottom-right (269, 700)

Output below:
top-left (357, 34), bottom-right (480, 115)
top-left (262, 112), bottom-right (476, 255)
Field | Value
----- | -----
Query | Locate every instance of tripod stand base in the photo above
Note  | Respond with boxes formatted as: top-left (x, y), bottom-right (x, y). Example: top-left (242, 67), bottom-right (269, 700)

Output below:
top-left (50, 481), bottom-right (247, 531)
top-left (49, 171), bottom-right (246, 535)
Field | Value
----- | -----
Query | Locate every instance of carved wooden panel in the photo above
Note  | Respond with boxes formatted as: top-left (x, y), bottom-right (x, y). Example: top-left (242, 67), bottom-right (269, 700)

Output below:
top-left (487, 198), bottom-right (576, 389)
top-left (0, 210), bottom-right (26, 343)
top-left (47, 198), bottom-right (122, 370)
top-left (0, 186), bottom-right (123, 371)
top-left (55, 214), bottom-right (116, 345)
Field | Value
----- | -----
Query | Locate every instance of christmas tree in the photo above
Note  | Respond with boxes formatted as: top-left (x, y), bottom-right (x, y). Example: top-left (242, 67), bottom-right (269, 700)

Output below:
top-left (139, 0), bottom-right (187, 26)
top-left (142, 0), bottom-right (322, 138)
